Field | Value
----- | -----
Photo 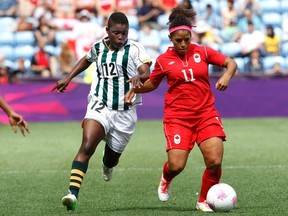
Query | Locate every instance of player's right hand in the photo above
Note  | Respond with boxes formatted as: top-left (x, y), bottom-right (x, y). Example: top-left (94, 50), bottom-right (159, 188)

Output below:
top-left (51, 79), bottom-right (69, 93)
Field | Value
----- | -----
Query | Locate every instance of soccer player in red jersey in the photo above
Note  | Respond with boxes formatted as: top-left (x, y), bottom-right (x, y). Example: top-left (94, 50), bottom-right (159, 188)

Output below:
top-left (125, 8), bottom-right (237, 212)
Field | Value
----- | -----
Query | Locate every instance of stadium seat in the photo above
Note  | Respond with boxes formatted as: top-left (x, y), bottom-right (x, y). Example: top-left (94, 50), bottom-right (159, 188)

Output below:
top-left (281, 41), bottom-right (288, 57)
top-left (260, 0), bottom-right (281, 14)
top-left (127, 15), bottom-right (139, 30)
top-left (262, 12), bottom-right (282, 28)
top-left (0, 45), bottom-right (14, 61)
top-left (219, 42), bottom-right (241, 57)
top-left (0, 32), bottom-right (14, 46)
top-left (14, 31), bottom-right (35, 46)
top-left (263, 55), bottom-right (286, 70)
top-left (159, 42), bottom-right (172, 53)
top-left (14, 45), bottom-right (35, 60)
top-left (0, 17), bottom-right (15, 32)
top-left (157, 13), bottom-right (169, 29)
top-left (55, 30), bottom-right (74, 45)
top-left (281, 0), bottom-right (288, 14)
top-left (159, 28), bottom-right (170, 44)
top-left (233, 57), bottom-right (246, 73)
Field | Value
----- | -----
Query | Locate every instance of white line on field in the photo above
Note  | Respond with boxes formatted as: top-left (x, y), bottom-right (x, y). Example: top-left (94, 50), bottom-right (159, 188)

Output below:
top-left (0, 165), bottom-right (287, 174)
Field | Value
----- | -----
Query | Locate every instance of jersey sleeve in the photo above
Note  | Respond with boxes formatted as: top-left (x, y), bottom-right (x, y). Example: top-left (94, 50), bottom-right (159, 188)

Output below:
top-left (86, 43), bottom-right (98, 62)
top-left (149, 58), bottom-right (165, 85)
top-left (131, 42), bottom-right (152, 68)
top-left (205, 46), bottom-right (227, 67)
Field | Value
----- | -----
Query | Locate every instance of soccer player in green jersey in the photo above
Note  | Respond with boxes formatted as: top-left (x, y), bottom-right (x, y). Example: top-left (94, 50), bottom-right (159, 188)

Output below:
top-left (51, 12), bottom-right (152, 211)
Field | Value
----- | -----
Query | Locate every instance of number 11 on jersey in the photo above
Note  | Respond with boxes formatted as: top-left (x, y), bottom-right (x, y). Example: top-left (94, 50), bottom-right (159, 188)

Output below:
top-left (182, 68), bottom-right (196, 82)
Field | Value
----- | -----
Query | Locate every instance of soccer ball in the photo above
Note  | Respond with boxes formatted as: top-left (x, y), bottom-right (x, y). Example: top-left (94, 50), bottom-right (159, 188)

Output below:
top-left (206, 183), bottom-right (237, 212)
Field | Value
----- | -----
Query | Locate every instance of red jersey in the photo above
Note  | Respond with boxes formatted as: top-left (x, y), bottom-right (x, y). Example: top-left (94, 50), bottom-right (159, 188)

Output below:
top-left (150, 43), bottom-right (227, 121)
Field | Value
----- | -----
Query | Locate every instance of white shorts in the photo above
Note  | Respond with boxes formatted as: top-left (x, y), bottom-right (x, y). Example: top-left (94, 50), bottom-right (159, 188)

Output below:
top-left (84, 95), bottom-right (137, 153)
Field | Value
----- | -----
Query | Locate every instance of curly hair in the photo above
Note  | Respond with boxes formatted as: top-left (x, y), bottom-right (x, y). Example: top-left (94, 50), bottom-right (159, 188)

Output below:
top-left (168, 3), bottom-right (197, 24)
top-left (169, 14), bottom-right (192, 30)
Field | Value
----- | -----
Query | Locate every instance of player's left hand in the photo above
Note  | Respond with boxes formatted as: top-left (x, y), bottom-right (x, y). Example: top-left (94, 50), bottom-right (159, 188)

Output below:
top-left (215, 75), bottom-right (230, 91)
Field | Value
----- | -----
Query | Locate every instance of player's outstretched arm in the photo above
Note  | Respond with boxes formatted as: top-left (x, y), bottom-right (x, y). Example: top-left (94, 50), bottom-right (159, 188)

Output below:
top-left (51, 56), bottom-right (92, 93)
top-left (0, 96), bottom-right (30, 137)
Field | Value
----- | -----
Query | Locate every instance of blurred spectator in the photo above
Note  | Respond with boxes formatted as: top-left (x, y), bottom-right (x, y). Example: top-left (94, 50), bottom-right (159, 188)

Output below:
top-left (0, 64), bottom-right (10, 84)
top-left (33, 0), bottom-right (55, 21)
top-left (11, 58), bottom-right (28, 80)
top-left (16, 16), bottom-right (34, 31)
top-left (95, 0), bottom-right (115, 17)
top-left (0, 0), bottom-right (17, 17)
top-left (138, 23), bottom-right (160, 59)
top-left (34, 15), bottom-right (57, 47)
top-left (137, 0), bottom-right (164, 30)
top-left (181, 0), bottom-right (193, 10)
top-left (31, 40), bottom-right (57, 77)
top-left (116, 0), bottom-right (142, 15)
top-left (75, 0), bottom-right (96, 15)
top-left (201, 3), bottom-right (222, 30)
top-left (238, 7), bottom-right (263, 33)
top-left (17, 0), bottom-right (37, 17)
top-left (238, 0), bottom-right (261, 17)
top-left (244, 49), bottom-right (264, 73)
top-left (53, 0), bottom-right (76, 19)
top-left (73, 9), bottom-right (104, 59)
top-left (220, 18), bottom-right (241, 42)
top-left (158, 0), bottom-right (177, 13)
top-left (58, 42), bottom-right (76, 76)
top-left (238, 21), bottom-right (265, 57)
top-left (265, 63), bottom-right (288, 76)
top-left (221, 0), bottom-right (238, 28)
top-left (193, 20), bottom-right (223, 46)
top-left (263, 25), bottom-right (281, 56)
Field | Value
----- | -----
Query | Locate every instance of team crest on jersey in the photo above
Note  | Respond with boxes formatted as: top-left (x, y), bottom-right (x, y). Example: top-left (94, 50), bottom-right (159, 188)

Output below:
top-left (168, 61), bottom-right (175, 65)
top-left (174, 134), bottom-right (181, 144)
top-left (194, 53), bottom-right (201, 63)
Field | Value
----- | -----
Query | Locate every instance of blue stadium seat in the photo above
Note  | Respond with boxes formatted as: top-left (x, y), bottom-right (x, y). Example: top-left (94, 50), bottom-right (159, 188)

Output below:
top-left (281, 0), bottom-right (288, 14)
top-left (127, 15), bottom-right (139, 30)
top-left (219, 42), bottom-right (241, 57)
top-left (159, 42), bottom-right (172, 53)
top-left (55, 30), bottom-right (74, 45)
top-left (157, 13), bottom-right (169, 29)
top-left (14, 45), bottom-right (35, 60)
top-left (281, 41), bottom-right (288, 57)
top-left (0, 17), bottom-right (15, 32)
top-left (260, 0), bottom-right (281, 14)
top-left (262, 12), bottom-right (282, 28)
top-left (0, 45), bottom-right (14, 61)
top-left (233, 57), bottom-right (246, 73)
top-left (14, 31), bottom-right (35, 46)
top-left (159, 28), bottom-right (170, 44)
top-left (263, 55), bottom-right (286, 70)
top-left (0, 32), bottom-right (14, 46)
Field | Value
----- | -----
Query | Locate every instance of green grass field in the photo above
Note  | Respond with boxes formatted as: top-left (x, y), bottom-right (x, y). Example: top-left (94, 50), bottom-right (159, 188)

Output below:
top-left (1, 118), bottom-right (288, 216)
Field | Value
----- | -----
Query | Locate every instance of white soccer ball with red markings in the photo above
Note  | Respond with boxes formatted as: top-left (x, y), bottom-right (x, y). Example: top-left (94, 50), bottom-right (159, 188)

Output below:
top-left (206, 183), bottom-right (237, 212)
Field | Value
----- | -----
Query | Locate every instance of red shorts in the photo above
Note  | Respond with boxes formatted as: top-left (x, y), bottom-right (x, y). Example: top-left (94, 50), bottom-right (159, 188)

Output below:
top-left (163, 116), bottom-right (226, 152)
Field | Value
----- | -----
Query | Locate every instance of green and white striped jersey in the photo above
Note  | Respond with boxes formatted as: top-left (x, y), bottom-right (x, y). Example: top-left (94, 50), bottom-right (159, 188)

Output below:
top-left (86, 38), bottom-right (151, 110)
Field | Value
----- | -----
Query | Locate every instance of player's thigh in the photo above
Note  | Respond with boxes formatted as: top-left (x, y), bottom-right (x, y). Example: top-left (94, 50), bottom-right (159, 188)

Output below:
top-left (106, 108), bottom-right (137, 153)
